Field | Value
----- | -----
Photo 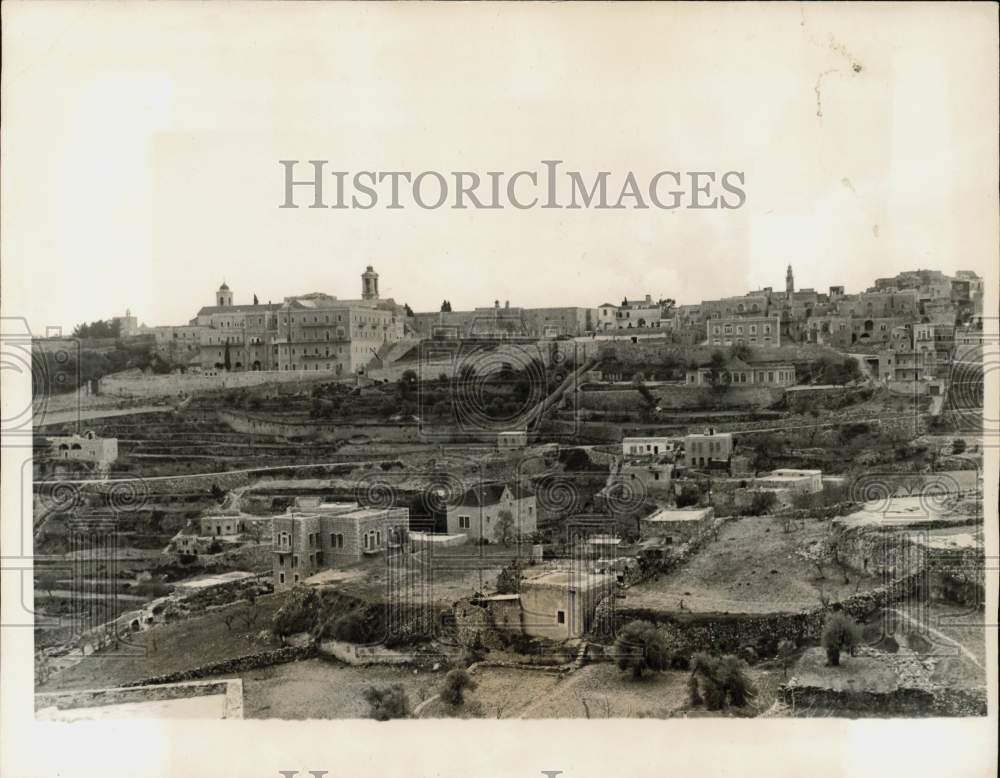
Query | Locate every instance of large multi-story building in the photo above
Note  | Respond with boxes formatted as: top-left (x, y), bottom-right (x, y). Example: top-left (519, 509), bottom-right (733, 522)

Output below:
top-left (412, 301), bottom-right (597, 339)
top-left (271, 501), bottom-right (410, 590)
top-left (706, 315), bottom-right (780, 347)
top-left (153, 266), bottom-right (406, 375)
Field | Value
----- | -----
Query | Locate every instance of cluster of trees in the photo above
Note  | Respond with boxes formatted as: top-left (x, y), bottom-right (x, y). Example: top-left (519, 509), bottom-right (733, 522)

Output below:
top-left (804, 355), bottom-right (862, 386)
top-left (34, 339), bottom-right (166, 395)
top-left (72, 319), bottom-right (122, 339)
top-left (613, 620), bottom-right (756, 710)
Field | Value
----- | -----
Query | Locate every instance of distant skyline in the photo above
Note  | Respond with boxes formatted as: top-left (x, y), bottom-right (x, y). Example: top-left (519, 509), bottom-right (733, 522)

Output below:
top-left (3, 3), bottom-right (996, 333)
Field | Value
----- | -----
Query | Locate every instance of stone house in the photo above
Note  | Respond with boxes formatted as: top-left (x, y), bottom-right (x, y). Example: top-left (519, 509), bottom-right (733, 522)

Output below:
top-left (518, 569), bottom-right (616, 640)
top-left (446, 483), bottom-right (536, 543)
top-left (619, 461), bottom-right (673, 496)
top-left (272, 503), bottom-right (410, 590)
top-left (640, 506), bottom-right (714, 545)
top-left (705, 315), bottom-right (780, 347)
top-left (753, 468), bottom-right (823, 494)
top-left (45, 432), bottom-right (118, 468)
top-left (683, 428), bottom-right (733, 468)
top-left (622, 436), bottom-right (675, 458)
top-left (200, 515), bottom-right (243, 537)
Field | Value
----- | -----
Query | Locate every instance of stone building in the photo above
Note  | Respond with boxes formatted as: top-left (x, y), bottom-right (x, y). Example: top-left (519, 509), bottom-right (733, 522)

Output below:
top-left (753, 468), bottom-right (823, 494)
top-left (705, 315), bottom-right (780, 347)
top-left (271, 502), bottom-right (410, 590)
top-left (200, 514), bottom-right (244, 537)
top-left (154, 267), bottom-right (405, 375)
top-left (683, 428), bottom-right (733, 469)
top-left (45, 432), bottom-right (118, 468)
top-left (518, 569), bottom-right (615, 640)
top-left (640, 506), bottom-right (714, 544)
top-left (622, 436), bottom-right (675, 458)
top-left (445, 482), bottom-right (536, 542)
top-left (684, 357), bottom-right (795, 386)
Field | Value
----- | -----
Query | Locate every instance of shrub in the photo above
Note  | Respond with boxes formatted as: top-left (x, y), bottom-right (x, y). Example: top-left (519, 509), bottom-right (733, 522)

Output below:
top-left (821, 610), bottom-right (862, 666)
top-left (951, 439), bottom-right (967, 455)
top-left (689, 652), bottom-right (755, 709)
top-left (331, 611), bottom-right (371, 643)
top-left (615, 620), bottom-right (671, 680)
top-left (362, 684), bottom-right (410, 721)
top-left (495, 560), bottom-right (522, 594)
top-left (745, 491), bottom-right (777, 516)
top-left (440, 668), bottom-right (477, 706)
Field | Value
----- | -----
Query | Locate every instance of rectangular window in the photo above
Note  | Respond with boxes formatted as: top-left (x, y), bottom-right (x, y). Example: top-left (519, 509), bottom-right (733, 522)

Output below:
top-left (458, 515), bottom-right (471, 529)
top-left (279, 573), bottom-right (285, 584)
top-left (556, 610), bottom-right (566, 624)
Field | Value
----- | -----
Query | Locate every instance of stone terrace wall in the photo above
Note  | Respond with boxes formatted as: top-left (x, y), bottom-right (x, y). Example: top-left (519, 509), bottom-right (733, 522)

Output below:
top-left (604, 572), bottom-right (926, 656)
top-left (120, 645), bottom-right (316, 687)
top-left (99, 370), bottom-right (329, 399)
top-left (577, 385), bottom-right (784, 411)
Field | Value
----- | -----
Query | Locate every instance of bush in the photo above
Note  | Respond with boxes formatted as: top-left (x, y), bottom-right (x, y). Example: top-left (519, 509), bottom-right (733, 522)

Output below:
top-left (951, 439), bottom-right (967, 455)
top-left (821, 610), bottom-right (862, 666)
top-left (744, 491), bottom-right (777, 516)
top-left (331, 611), bottom-right (371, 643)
top-left (362, 684), bottom-right (410, 721)
top-left (689, 652), bottom-right (755, 709)
top-left (495, 560), bottom-right (522, 594)
top-left (615, 620), bottom-right (671, 680)
top-left (440, 668), bottom-right (477, 706)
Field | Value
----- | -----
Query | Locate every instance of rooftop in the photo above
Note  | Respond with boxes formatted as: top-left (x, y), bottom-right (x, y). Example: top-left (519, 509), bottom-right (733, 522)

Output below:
top-left (521, 568), bottom-right (615, 591)
top-left (644, 506), bottom-right (713, 523)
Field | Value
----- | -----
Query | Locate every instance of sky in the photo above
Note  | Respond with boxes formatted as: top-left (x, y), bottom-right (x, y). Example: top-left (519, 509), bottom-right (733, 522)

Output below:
top-left (2, 2), bottom-right (997, 333)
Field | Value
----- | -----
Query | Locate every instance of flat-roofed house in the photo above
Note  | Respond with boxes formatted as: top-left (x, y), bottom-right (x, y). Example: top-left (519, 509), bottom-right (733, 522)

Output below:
top-left (640, 506), bottom-right (715, 544)
top-left (518, 569), bottom-right (616, 640)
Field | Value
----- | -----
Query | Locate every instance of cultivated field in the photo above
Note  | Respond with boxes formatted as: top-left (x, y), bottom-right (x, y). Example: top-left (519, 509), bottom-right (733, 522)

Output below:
top-left (626, 516), bottom-right (882, 614)
top-left (41, 591), bottom-right (290, 691)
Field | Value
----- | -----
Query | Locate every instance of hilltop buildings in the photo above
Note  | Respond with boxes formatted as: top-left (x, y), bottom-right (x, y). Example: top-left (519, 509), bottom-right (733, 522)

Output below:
top-left (154, 266), bottom-right (406, 375)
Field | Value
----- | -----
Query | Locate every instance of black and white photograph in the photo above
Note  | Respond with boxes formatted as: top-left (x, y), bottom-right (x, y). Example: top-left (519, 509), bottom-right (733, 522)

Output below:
top-left (1, 3), bottom-right (996, 778)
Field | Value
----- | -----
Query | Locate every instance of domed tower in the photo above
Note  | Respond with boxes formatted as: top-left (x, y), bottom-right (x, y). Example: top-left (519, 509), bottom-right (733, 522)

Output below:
top-left (785, 265), bottom-right (794, 295)
top-left (362, 265), bottom-right (379, 300)
top-left (216, 281), bottom-right (233, 307)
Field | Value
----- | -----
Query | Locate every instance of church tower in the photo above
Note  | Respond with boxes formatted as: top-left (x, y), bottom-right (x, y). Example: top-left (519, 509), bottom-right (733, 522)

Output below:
top-left (362, 265), bottom-right (379, 300)
top-left (785, 265), bottom-right (794, 295)
top-left (216, 282), bottom-right (233, 307)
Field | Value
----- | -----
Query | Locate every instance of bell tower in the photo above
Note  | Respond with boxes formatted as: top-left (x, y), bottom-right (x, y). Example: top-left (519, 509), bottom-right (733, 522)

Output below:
top-left (216, 281), bottom-right (233, 307)
top-left (785, 265), bottom-right (794, 295)
top-left (362, 266), bottom-right (379, 300)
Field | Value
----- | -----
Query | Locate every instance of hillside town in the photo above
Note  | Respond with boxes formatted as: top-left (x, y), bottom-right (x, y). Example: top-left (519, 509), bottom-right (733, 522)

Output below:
top-left (31, 265), bottom-right (987, 720)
